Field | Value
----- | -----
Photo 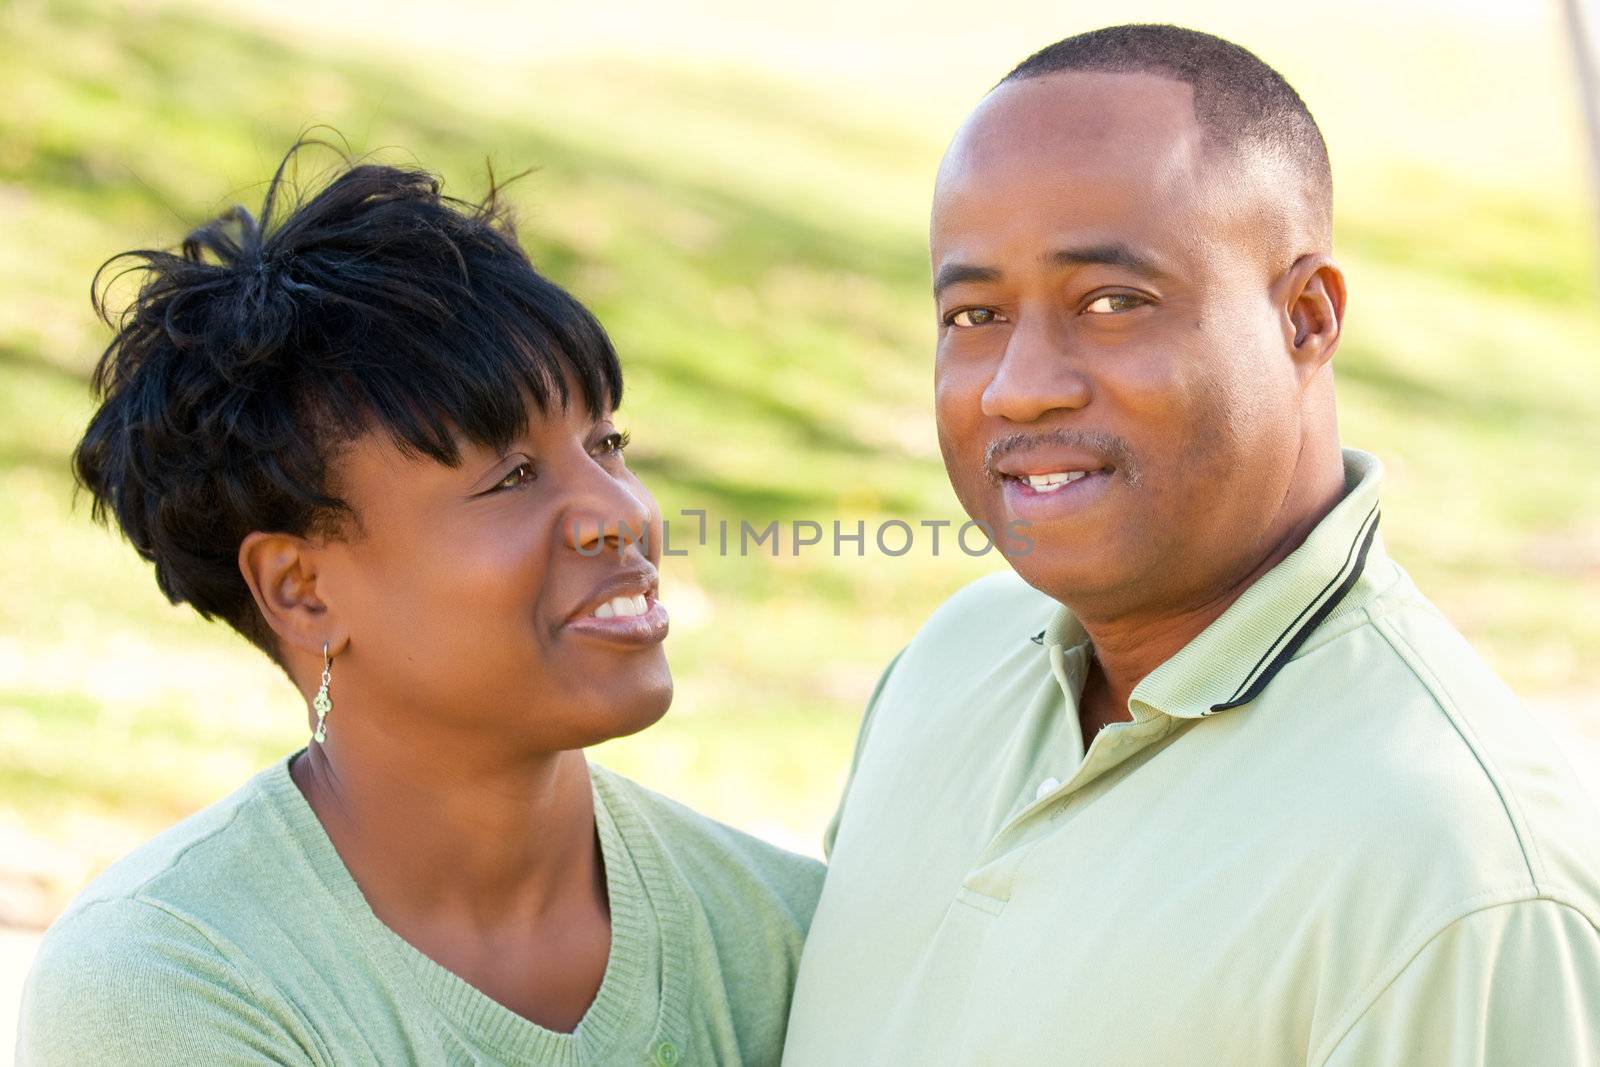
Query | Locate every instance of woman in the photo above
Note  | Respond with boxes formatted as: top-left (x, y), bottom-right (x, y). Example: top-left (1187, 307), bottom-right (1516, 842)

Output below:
top-left (17, 148), bottom-right (822, 1066)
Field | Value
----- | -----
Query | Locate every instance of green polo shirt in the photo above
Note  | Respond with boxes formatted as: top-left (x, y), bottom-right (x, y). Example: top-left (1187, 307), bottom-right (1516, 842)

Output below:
top-left (784, 449), bottom-right (1600, 1065)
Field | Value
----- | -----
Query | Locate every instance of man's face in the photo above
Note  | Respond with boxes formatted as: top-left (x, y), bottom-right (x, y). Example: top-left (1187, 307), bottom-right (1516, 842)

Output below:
top-left (932, 71), bottom-right (1308, 615)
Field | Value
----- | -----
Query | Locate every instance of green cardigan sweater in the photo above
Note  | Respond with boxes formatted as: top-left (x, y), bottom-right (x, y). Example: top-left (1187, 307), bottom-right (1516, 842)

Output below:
top-left (18, 753), bottom-right (823, 1066)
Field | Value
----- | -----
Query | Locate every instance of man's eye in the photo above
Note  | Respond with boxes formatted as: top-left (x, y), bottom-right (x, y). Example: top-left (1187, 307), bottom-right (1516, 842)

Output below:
top-left (494, 463), bottom-right (535, 491)
top-left (947, 307), bottom-right (1003, 328)
top-left (1084, 293), bottom-right (1148, 314)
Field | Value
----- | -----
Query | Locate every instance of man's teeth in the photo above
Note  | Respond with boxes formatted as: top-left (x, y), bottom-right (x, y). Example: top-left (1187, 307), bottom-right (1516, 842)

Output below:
top-left (1023, 471), bottom-right (1090, 493)
top-left (592, 594), bottom-right (649, 620)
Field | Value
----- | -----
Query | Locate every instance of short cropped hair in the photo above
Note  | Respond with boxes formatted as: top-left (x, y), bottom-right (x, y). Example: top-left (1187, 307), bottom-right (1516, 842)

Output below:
top-left (74, 142), bottom-right (622, 659)
top-left (1003, 24), bottom-right (1332, 234)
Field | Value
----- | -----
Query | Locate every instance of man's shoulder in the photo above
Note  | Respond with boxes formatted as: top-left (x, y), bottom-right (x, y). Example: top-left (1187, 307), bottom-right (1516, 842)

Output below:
top-left (924, 567), bottom-right (1057, 626)
top-left (896, 568), bottom-right (1060, 670)
top-left (828, 569), bottom-right (1065, 801)
top-left (1278, 585), bottom-right (1600, 923)
top-left (1360, 592), bottom-right (1600, 909)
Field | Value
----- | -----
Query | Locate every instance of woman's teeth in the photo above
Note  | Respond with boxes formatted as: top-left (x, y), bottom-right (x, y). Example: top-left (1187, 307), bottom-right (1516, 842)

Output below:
top-left (1023, 471), bottom-right (1089, 493)
top-left (593, 594), bottom-right (649, 620)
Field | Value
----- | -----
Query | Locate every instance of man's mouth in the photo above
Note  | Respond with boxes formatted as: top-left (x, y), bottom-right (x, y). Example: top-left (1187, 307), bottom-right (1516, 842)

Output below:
top-left (983, 432), bottom-right (1131, 522)
top-left (1002, 466), bottom-right (1112, 500)
top-left (994, 460), bottom-right (1115, 520)
top-left (1016, 470), bottom-right (1093, 494)
top-left (984, 430), bottom-right (1132, 490)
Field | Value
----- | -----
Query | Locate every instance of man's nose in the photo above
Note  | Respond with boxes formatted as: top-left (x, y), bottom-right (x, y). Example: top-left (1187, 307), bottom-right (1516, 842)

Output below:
top-left (980, 317), bottom-right (1091, 423)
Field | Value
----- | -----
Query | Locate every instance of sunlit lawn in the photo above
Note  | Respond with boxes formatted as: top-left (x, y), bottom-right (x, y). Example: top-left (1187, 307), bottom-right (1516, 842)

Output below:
top-left (2, 0), bottom-right (1598, 928)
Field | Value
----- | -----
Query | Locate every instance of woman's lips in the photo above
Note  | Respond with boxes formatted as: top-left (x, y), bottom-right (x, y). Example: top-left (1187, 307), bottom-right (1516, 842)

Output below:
top-left (562, 593), bottom-right (669, 646)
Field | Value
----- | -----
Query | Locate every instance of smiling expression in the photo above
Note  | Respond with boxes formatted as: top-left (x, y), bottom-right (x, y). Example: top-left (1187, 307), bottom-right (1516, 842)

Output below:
top-left (933, 70), bottom-right (1315, 616)
top-left (314, 387), bottom-right (672, 754)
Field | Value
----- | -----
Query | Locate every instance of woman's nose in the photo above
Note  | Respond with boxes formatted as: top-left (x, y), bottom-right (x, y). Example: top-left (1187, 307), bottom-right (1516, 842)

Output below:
top-left (560, 463), bottom-right (655, 558)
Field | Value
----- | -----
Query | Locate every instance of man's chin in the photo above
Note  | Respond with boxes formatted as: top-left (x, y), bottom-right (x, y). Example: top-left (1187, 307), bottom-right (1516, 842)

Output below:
top-left (1000, 542), bottom-right (1128, 609)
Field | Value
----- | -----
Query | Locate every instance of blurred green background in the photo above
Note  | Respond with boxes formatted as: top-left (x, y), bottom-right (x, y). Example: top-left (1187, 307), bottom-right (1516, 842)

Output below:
top-left (2, 0), bottom-right (1599, 1011)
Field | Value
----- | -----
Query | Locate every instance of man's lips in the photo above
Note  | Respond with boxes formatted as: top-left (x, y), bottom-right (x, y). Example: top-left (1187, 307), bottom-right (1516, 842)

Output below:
top-left (1008, 469), bottom-right (1103, 493)
top-left (987, 445), bottom-right (1117, 521)
top-left (999, 465), bottom-right (1114, 521)
top-left (990, 447), bottom-right (1113, 486)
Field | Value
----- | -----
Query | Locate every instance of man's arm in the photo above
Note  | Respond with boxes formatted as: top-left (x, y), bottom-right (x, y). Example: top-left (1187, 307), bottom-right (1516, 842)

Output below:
top-left (1317, 897), bottom-right (1600, 1065)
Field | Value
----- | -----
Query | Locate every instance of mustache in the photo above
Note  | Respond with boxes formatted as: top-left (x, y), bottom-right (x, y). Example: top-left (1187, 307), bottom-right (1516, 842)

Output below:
top-left (983, 429), bottom-right (1139, 486)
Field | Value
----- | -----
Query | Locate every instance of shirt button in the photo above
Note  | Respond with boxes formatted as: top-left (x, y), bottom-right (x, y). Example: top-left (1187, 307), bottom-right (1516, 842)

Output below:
top-left (652, 1040), bottom-right (682, 1066)
top-left (1035, 776), bottom-right (1061, 800)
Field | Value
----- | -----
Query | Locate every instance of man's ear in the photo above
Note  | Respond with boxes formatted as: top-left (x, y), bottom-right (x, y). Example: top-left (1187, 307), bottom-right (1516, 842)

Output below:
top-left (1276, 252), bottom-right (1347, 383)
top-left (238, 531), bottom-right (347, 662)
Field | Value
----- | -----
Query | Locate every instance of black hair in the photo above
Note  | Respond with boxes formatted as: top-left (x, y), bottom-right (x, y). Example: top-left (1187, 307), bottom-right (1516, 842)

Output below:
top-left (1002, 24), bottom-right (1332, 233)
top-left (73, 141), bottom-right (623, 660)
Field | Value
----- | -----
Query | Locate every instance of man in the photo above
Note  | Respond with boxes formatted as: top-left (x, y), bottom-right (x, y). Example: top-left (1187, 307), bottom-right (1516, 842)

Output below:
top-left (782, 24), bottom-right (1600, 1065)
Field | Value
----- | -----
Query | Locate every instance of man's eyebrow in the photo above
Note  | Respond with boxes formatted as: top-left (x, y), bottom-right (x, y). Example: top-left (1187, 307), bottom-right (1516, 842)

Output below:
top-left (933, 244), bottom-right (1168, 299)
top-left (932, 263), bottom-right (1001, 299)
top-left (1050, 243), bottom-right (1167, 279)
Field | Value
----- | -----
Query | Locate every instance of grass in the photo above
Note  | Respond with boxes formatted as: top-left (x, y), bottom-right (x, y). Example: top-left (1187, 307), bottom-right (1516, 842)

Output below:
top-left (1, 0), bottom-right (1598, 924)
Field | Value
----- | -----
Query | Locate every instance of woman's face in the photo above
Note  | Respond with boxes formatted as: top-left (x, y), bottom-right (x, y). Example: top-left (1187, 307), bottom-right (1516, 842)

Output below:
top-left (312, 389), bottom-right (672, 754)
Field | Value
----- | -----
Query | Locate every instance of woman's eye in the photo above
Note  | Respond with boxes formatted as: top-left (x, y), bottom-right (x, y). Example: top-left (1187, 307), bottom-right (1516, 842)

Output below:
top-left (1084, 293), bottom-right (1148, 315)
top-left (947, 307), bottom-right (1003, 328)
top-left (596, 429), bottom-right (632, 456)
top-left (494, 462), bottom-right (535, 491)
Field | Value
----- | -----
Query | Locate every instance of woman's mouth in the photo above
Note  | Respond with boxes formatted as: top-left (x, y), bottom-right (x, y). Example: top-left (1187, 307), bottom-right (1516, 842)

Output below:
top-left (592, 593), bottom-right (650, 619)
top-left (564, 588), bottom-right (670, 646)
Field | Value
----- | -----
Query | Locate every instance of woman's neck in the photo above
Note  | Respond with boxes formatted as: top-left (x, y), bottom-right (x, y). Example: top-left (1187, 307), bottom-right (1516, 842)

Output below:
top-left (290, 723), bottom-right (603, 932)
top-left (290, 723), bottom-right (612, 1030)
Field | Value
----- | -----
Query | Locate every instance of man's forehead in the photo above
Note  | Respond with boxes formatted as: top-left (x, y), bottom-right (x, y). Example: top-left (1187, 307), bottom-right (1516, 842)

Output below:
top-left (932, 71), bottom-right (1221, 264)
top-left (948, 70), bottom-right (1200, 168)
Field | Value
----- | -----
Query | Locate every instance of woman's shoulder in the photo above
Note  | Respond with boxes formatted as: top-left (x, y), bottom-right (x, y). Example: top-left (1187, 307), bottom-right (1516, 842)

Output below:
top-left (51, 758), bottom-right (296, 923)
top-left (19, 889), bottom-right (324, 1065)
top-left (18, 759), bottom-right (320, 1064)
top-left (588, 764), bottom-right (824, 929)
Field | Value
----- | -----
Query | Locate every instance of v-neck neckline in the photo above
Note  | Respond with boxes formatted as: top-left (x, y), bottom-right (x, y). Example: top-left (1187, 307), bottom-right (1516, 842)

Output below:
top-left (262, 752), bottom-right (684, 1065)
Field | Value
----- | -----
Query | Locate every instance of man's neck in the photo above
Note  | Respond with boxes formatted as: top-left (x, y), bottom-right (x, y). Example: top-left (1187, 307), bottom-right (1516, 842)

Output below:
top-left (1075, 455), bottom-right (1347, 736)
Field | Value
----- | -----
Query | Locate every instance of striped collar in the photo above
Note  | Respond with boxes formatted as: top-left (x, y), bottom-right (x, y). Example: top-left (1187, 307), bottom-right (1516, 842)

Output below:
top-left (1040, 448), bottom-right (1387, 721)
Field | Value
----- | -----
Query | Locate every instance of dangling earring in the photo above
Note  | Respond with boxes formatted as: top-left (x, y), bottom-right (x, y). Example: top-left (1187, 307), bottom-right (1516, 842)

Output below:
top-left (312, 641), bottom-right (333, 743)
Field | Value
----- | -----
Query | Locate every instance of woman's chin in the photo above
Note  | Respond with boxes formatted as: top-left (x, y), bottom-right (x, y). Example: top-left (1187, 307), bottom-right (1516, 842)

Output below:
top-left (559, 667), bottom-right (675, 749)
top-left (604, 677), bottom-right (675, 743)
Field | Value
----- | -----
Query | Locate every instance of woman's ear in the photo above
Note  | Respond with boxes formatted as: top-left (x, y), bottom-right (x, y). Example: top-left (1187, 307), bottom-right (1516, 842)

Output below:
top-left (238, 531), bottom-right (347, 661)
top-left (1276, 252), bottom-right (1347, 383)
